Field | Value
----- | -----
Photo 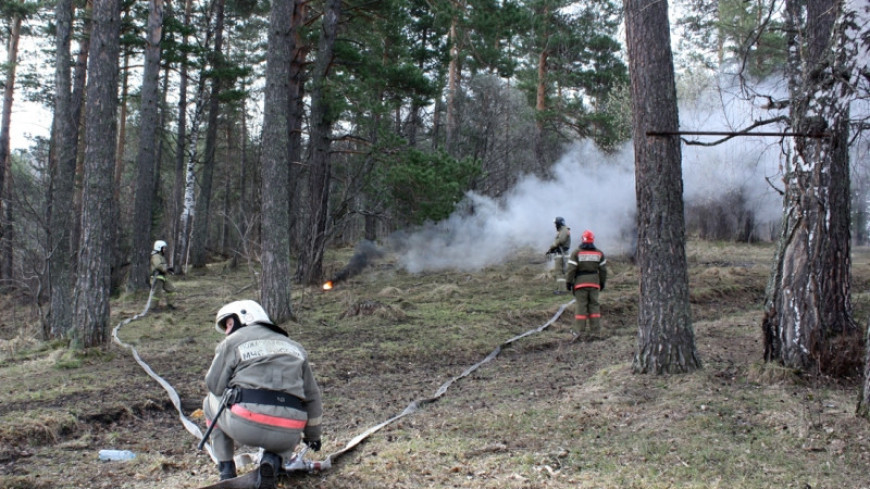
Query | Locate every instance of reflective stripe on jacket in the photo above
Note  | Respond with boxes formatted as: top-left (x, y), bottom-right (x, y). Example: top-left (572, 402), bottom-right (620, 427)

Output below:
top-left (206, 324), bottom-right (324, 441)
top-left (565, 246), bottom-right (607, 289)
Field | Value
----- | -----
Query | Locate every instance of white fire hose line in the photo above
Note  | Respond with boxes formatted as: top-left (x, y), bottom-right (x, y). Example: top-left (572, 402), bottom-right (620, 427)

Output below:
top-left (111, 284), bottom-right (226, 466)
top-left (113, 287), bottom-right (574, 473)
top-left (317, 298), bottom-right (575, 464)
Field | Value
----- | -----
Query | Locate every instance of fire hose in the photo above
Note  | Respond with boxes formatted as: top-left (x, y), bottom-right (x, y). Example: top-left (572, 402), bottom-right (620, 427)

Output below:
top-left (113, 285), bottom-right (574, 478)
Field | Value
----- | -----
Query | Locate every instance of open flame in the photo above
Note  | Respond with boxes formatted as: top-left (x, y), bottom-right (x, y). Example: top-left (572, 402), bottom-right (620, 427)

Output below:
top-left (322, 281), bottom-right (333, 291)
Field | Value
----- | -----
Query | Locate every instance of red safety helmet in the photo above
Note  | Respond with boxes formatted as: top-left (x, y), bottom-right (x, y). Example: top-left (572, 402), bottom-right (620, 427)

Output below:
top-left (581, 230), bottom-right (595, 244)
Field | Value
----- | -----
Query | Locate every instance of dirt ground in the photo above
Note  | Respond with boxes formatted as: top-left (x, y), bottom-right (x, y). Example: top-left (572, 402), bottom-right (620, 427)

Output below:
top-left (1, 241), bottom-right (869, 489)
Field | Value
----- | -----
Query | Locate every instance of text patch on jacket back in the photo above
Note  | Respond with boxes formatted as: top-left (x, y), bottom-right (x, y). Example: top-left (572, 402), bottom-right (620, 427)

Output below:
top-left (238, 340), bottom-right (304, 362)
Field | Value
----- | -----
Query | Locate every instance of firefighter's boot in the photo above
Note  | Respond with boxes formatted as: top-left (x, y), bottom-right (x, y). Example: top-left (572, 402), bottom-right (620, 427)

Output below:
top-left (218, 460), bottom-right (236, 480)
top-left (574, 316), bottom-right (588, 340)
top-left (589, 316), bottom-right (602, 340)
top-left (257, 451), bottom-right (281, 489)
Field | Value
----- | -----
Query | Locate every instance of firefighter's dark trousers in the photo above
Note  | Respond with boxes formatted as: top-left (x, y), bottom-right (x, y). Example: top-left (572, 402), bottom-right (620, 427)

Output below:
top-left (151, 274), bottom-right (176, 307)
top-left (572, 286), bottom-right (601, 336)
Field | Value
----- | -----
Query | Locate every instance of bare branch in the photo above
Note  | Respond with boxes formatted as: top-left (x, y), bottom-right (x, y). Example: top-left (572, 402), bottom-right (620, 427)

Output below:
top-left (648, 116), bottom-right (803, 146)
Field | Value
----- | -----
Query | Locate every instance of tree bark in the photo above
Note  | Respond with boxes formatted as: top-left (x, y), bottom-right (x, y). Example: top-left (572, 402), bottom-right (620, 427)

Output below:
top-left (624, 0), bottom-right (701, 374)
top-left (296, 0), bottom-right (341, 285)
top-left (48, 0), bottom-right (78, 338)
top-left (73, 0), bottom-right (121, 348)
top-left (113, 41), bottom-right (129, 294)
top-left (762, 0), bottom-right (858, 372)
top-left (128, 0), bottom-right (165, 292)
top-left (861, 315), bottom-right (870, 418)
top-left (445, 2), bottom-right (464, 155)
top-left (0, 9), bottom-right (22, 281)
top-left (115, 48), bottom-right (129, 202)
top-left (190, 0), bottom-right (227, 268)
top-left (286, 0), bottom-right (307, 253)
top-left (534, 4), bottom-right (549, 172)
top-left (70, 0), bottom-right (93, 259)
top-left (260, 0), bottom-right (295, 322)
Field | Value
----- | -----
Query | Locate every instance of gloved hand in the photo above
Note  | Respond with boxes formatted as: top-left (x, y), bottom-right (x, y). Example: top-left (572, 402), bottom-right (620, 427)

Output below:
top-left (304, 439), bottom-right (321, 452)
top-left (566, 282), bottom-right (574, 291)
top-left (600, 282), bottom-right (605, 291)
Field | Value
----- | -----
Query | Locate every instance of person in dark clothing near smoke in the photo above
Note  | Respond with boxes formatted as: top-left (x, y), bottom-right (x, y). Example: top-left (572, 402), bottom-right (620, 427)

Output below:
top-left (565, 230), bottom-right (607, 340)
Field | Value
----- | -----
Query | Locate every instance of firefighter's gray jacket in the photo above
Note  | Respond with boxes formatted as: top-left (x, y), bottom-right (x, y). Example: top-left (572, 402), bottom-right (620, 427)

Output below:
top-left (206, 323), bottom-right (323, 442)
top-left (549, 226), bottom-right (571, 253)
top-left (150, 252), bottom-right (169, 276)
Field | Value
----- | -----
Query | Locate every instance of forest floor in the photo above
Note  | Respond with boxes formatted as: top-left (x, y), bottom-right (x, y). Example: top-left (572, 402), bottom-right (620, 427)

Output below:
top-left (1, 240), bottom-right (870, 489)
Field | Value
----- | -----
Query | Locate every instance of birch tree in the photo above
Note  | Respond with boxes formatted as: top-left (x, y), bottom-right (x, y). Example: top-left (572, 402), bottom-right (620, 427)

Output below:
top-left (174, 1), bottom-right (212, 273)
top-left (190, 0), bottom-right (227, 268)
top-left (761, 0), bottom-right (859, 372)
top-left (169, 0), bottom-right (194, 270)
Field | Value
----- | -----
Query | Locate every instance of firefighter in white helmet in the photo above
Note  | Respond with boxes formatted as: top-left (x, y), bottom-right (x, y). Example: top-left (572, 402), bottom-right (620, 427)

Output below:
top-left (202, 300), bottom-right (324, 487)
top-left (149, 240), bottom-right (176, 310)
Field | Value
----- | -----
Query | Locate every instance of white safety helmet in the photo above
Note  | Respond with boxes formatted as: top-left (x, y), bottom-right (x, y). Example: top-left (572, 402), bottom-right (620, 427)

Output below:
top-left (215, 299), bottom-right (273, 333)
top-left (152, 240), bottom-right (168, 254)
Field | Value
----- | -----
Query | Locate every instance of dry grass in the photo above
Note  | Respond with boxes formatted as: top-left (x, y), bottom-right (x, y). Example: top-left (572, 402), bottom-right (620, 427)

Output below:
top-left (1, 240), bottom-right (869, 489)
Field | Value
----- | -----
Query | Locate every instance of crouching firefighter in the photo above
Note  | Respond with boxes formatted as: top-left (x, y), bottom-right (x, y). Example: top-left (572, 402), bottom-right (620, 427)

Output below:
top-left (201, 300), bottom-right (323, 488)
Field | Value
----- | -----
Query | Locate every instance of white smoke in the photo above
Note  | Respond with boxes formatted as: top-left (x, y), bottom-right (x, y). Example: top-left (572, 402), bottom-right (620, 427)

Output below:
top-left (391, 141), bottom-right (637, 273)
top-left (680, 76), bottom-right (789, 231)
top-left (390, 75), bottom-right (789, 273)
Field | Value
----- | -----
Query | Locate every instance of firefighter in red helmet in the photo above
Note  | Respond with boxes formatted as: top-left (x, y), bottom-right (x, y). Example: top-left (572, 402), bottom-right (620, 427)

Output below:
top-left (565, 230), bottom-right (608, 340)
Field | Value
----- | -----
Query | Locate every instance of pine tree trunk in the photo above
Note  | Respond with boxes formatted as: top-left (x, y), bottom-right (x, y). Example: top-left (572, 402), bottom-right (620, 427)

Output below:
top-left (860, 317), bottom-right (870, 418)
top-left (220, 124), bottom-right (232, 255)
top-left (73, 0), bottom-right (121, 348)
top-left (115, 49), bottom-right (129, 199)
top-left (624, 0), bottom-right (701, 374)
top-left (70, 0), bottom-right (92, 260)
top-left (237, 84), bottom-right (250, 256)
top-left (534, 6), bottom-right (549, 173)
top-left (0, 11), bottom-right (22, 281)
top-left (128, 0), bottom-right (164, 292)
top-left (446, 9), bottom-right (461, 155)
top-left (762, 0), bottom-right (858, 372)
top-left (296, 0), bottom-right (341, 285)
top-left (287, 0), bottom-right (306, 253)
top-left (260, 0), bottom-right (295, 322)
top-left (113, 46), bottom-right (129, 294)
top-left (191, 0), bottom-right (227, 268)
top-left (48, 0), bottom-right (77, 339)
